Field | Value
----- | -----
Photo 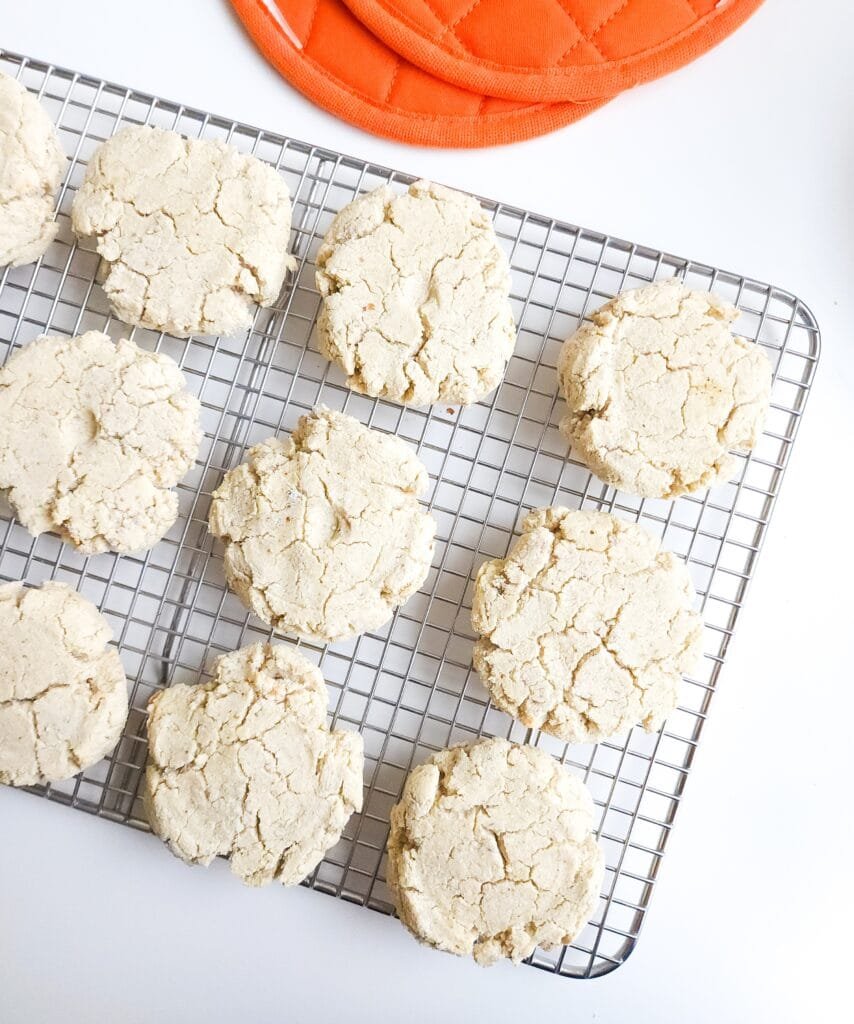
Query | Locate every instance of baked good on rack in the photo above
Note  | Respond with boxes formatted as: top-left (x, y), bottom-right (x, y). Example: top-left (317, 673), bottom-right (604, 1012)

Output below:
top-left (208, 408), bottom-right (435, 643)
top-left (387, 737), bottom-right (603, 965)
top-left (144, 642), bottom-right (363, 886)
top-left (0, 581), bottom-right (128, 787)
top-left (0, 71), bottom-right (66, 268)
top-left (472, 508), bottom-right (703, 744)
top-left (71, 125), bottom-right (296, 337)
top-left (315, 180), bottom-right (516, 406)
top-left (557, 279), bottom-right (772, 498)
top-left (0, 331), bottom-right (201, 554)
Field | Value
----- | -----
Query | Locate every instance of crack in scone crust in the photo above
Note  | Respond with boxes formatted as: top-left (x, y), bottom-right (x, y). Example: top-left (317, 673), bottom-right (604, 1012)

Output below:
top-left (0, 71), bottom-right (67, 268)
top-left (208, 408), bottom-right (436, 643)
top-left (387, 737), bottom-right (603, 966)
top-left (0, 331), bottom-right (202, 554)
top-left (315, 180), bottom-right (517, 406)
top-left (471, 508), bottom-right (703, 744)
top-left (557, 279), bottom-right (772, 498)
top-left (71, 125), bottom-right (296, 337)
top-left (144, 642), bottom-right (364, 886)
top-left (0, 581), bottom-right (128, 786)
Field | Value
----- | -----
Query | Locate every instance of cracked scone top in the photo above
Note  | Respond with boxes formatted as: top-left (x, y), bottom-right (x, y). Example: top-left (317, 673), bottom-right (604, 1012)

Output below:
top-left (315, 180), bottom-right (517, 406)
top-left (0, 331), bottom-right (201, 554)
top-left (208, 408), bottom-right (435, 642)
top-left (144, 642), bottom-right (363, 886)
top-left (387, 737), bottom-right (603, 966)
top-left (558, 279), bottom-right (772, 498)
top-left (472, 508), bottom-right (703, 744)
top-left (0, 71), bottom-right (66, 268)
top-left (0, 581), bottom-right (128, 787)
top-left (71, 125), bottom-right (296, 337)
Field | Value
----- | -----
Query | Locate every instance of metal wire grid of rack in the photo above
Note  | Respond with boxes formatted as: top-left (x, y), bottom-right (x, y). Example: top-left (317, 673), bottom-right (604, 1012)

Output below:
top-left (0, 50), bottom-right (819, 979)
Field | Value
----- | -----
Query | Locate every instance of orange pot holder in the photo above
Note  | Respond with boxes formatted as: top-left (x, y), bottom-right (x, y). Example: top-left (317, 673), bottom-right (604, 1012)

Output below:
top-left (230, 0), bottom-right (610, 147)
top-left (342, 0), bottom-right (765, 102)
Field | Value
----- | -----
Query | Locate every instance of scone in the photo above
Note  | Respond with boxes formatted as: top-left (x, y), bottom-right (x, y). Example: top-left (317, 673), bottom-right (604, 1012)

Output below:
top-left (71, 125), bottom-right (296, 337)
top-left (144, 642), bottom-right (363, 886)
top-left (0, 331), bottom-right (201, 554)
top-left (0, 581), bottom-right (128, 787)
top-left (472, 508), bottom-right (703, 744)
top-left (315, 180), bottom-right (516, 406)
top-left (558, 279), bottom-right (772, 498)
top-left (0, 71), bottom-right (66, 267)
top-left (208, 408), bottom-right (435, 642)
top-left (387, 737), bottom-right (603, 966)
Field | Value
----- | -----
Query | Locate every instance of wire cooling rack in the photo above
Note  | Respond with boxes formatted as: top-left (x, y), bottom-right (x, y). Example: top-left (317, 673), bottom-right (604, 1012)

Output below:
top-left (0, 49), bottom-right (819, 979)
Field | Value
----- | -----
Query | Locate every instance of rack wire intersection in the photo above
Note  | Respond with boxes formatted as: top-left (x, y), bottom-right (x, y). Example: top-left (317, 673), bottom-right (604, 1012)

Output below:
top-left (0, 50), bottom-right (819, 979)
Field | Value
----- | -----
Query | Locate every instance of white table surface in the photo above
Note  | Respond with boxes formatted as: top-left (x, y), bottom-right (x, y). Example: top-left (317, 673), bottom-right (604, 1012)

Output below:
top-left (1, 2), bottom-right (851, 1021)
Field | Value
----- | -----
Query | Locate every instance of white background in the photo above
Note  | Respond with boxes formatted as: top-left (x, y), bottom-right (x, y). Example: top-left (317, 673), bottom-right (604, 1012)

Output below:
top-left (1, 2), bottom-right (851, 1021)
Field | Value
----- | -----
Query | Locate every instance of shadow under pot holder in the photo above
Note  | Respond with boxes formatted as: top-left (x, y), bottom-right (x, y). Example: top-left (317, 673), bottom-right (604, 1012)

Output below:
top-left (229, 0), bottom-right (611, 147)
top-left (341, 0), bottom-right (766, 103)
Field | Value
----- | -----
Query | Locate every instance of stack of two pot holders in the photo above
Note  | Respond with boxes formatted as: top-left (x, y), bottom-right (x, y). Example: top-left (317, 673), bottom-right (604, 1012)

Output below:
top-left (230, 0), bottom-right (764, 146)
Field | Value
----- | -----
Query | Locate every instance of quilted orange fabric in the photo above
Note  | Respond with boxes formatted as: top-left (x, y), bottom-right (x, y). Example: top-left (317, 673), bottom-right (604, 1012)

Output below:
top-left (230, 0), bottom-right (610, 146)
top-left (342, 0), bottom-right (765, 101)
